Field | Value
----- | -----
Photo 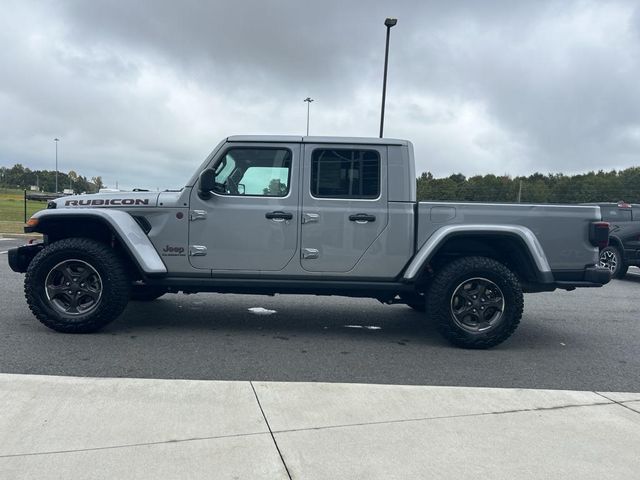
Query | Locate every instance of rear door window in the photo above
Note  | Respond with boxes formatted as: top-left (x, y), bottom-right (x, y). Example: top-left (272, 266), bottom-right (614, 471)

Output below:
top-left (311, 149), bottom-right (380, 199)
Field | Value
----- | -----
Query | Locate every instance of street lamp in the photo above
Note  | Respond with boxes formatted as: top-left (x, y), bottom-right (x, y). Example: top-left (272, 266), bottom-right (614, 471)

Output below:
top-left (379, 17), bottom-right (397, 138)
top-left (303, 97), bottom-right (314, 136)
top-left (54, 138), bottom-right (60, 193)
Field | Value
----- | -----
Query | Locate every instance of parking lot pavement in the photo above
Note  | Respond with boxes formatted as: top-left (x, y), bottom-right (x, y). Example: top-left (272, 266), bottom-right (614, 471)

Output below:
top-left (0, 238), bottom-right (19, 254)
top-left (1, 252), bottom-right (639, 392)
top-left (1, 374), bottom-right (639, 480)
top-left (0, 236), bottom-right (38, 255)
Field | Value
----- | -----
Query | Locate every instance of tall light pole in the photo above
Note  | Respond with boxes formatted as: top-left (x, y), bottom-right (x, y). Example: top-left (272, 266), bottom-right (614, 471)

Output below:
top-left (303, 97), bottom-right (314, 136)
top-left (379, 17), bottom-right (397, 138)
top-left (54, 138), bottom-right (60, 193)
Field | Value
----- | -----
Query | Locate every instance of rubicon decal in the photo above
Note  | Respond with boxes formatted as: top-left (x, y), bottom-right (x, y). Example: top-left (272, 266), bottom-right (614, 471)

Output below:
top-left (65, 199), bottom-right (150, 206)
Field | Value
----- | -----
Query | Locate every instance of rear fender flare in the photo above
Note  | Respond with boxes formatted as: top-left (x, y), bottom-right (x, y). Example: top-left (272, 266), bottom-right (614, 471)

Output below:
top-left (403, 224), bottom-right (552, 282)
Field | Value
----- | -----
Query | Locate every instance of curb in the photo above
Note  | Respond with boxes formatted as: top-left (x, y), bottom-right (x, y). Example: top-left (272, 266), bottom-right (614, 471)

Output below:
top-left (0, 233), bottom-right (42, 239)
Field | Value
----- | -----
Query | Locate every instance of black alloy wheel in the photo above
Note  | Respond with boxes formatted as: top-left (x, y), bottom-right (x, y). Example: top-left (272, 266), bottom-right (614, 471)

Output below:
top-left (44, 259), bottom-right (103, 316)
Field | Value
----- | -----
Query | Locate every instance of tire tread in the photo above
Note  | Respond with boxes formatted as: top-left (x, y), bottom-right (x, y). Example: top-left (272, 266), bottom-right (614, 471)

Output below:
top-left (426, 256), bottom-right (523, 349)
top-left (25, 238), bottom-right (130, 333)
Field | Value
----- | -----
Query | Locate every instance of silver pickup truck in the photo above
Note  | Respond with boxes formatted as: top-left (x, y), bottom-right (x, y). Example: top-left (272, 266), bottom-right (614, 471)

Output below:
top-left (8, 136), bottom-right (611, 348)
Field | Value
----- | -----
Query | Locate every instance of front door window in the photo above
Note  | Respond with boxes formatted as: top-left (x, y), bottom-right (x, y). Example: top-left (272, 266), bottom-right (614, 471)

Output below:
top-left (214, 148), bottom-right (292, 197)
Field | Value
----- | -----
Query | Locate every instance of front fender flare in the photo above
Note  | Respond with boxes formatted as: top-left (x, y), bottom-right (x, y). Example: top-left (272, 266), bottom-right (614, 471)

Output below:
top-left (403, 224), bottom-right (552, 282)
top-left (28, 209), bottom-right (167, 275)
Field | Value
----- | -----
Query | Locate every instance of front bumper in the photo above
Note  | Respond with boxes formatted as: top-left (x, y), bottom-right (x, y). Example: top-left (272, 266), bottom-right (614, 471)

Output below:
top-left (7, 244), bottom-right (44, 273)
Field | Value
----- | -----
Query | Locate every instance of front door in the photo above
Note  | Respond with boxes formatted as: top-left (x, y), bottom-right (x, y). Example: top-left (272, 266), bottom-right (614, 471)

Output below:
top-left (189, 143), bottom-right (300, 271)
top-left (300, 144), bottom-right (388, 272)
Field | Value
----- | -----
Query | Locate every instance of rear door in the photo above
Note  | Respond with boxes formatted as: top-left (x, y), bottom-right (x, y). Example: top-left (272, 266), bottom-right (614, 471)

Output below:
top-left (300, 144), bottom-right (388, 272)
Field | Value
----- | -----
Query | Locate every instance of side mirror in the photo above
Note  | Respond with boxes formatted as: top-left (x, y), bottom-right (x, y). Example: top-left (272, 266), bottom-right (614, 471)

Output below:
top-left (198, 169), bottom-right (216, 199)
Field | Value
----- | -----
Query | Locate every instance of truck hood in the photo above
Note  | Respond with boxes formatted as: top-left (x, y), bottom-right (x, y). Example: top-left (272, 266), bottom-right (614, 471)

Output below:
top-left (51, 191), bottom-right (160, 209)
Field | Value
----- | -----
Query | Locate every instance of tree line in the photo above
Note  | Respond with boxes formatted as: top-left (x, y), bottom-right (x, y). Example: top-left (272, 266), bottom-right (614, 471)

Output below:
top-left (417, 167), bottom-right (640, 204)
top-left (2, 162), bottom-right (639, 203)
top-left (0, 164), bottom-right (103, 194)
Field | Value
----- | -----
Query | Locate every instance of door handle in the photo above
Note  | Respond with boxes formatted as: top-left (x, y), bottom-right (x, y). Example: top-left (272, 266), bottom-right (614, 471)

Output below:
top-left (349, 213), bottom-right (376, 223)
top-left (302, 212), bottom-right (320, 224)
top-left (265, 211), bottom-right (293, 221)
top-left (302, 248), bottom-right (319, 259)
top-left (190, 210), bottom-right (207, 221)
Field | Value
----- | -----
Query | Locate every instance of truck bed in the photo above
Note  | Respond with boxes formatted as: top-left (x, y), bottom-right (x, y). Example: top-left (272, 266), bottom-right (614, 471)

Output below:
top-left (417, 202), bottom-right (601, 271)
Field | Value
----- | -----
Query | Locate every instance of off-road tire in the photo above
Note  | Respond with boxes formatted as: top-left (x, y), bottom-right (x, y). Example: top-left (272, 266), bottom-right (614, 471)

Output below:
top-left (426, 256), bottom-right (523, 349)
top-left (599, 246), bottom-right (628, 279)
top-left (130, 285), bottom-right (166, 302)
top-left (400, 293), bottom-right (426, 312)
top-left (25, 238), bottom-right (131, 333)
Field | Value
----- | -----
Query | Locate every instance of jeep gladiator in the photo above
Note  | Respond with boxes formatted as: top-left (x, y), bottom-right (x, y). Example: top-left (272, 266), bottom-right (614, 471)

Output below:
top-left (8, 136), bottom-right (611, 348)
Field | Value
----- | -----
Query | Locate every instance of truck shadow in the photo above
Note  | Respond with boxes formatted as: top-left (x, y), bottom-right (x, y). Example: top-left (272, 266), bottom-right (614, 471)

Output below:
top-left (112, 294), bottom-right (445, 346)
top-left (109, 293), bottom-right (556, 350)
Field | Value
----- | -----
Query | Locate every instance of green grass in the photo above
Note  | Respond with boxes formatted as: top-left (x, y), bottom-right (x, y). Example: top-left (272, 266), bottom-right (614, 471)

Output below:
top-left (0, 188), bottom-right (47, 233)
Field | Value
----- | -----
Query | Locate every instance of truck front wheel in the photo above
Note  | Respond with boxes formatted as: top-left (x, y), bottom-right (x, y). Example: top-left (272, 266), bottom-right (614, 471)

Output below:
top-left (426, 256), bottom-right (523, 349)
top-left (24, 238), bottom-right (131, 333)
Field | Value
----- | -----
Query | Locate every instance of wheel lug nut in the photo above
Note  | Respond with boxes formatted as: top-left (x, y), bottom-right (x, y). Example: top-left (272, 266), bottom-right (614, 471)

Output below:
top-left (66, 282), bottom-right (70, 286)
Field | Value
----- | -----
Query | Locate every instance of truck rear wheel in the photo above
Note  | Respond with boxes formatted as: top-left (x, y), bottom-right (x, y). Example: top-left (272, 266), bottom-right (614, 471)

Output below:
top-left (25, 238), bottom-right (131, 333)
top-left (426, 256), bottom-right (523, 349)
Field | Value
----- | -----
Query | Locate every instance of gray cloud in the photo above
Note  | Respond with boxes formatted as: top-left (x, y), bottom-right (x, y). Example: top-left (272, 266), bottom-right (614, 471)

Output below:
top-left (0, 0), bottom-right (639, 190)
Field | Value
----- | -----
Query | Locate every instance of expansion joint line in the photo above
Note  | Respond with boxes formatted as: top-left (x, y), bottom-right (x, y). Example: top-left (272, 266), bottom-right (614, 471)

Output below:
top-left (250, 382), bottom-right (293, 480)
top-left (594, 392), bottom-right (640, 416)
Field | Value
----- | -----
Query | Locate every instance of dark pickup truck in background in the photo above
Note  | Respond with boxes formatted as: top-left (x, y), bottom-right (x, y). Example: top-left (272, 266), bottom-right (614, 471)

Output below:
top-left (597, 202), bottom-right (640, 278)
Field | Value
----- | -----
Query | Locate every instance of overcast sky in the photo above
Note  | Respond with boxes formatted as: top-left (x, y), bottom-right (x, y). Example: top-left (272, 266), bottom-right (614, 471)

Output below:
top-left (1, 0), bottom-right (639, 190)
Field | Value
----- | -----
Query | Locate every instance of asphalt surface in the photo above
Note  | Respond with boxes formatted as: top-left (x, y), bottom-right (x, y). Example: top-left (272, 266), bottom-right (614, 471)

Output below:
top-left (1, 236), bottom-right (639, 392)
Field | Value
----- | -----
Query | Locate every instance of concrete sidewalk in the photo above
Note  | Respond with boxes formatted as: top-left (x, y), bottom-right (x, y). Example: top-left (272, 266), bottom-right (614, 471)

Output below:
top-left (1, 374), bottom-right (639, 479)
